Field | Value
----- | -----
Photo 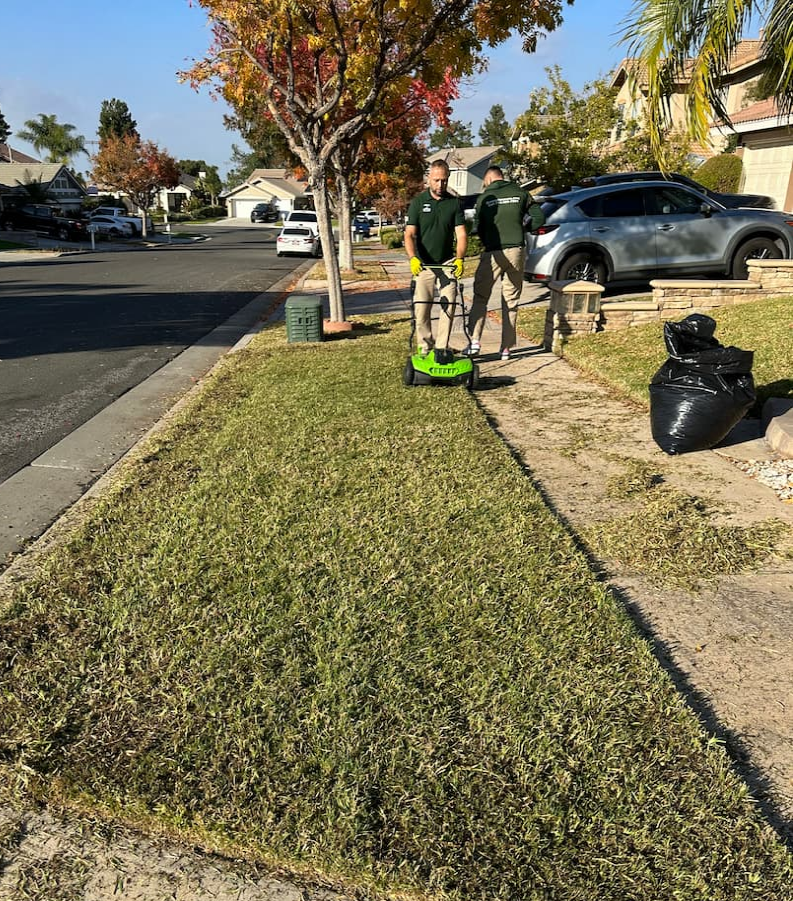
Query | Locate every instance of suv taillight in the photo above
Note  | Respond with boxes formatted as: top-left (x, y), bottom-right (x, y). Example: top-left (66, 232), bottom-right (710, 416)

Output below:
top-left (531, 224), bottom-right (559, 236)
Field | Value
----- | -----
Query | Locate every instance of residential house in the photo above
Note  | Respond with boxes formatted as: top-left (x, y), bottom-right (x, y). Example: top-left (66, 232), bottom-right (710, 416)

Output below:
top-left (608, 57), bottom-right (698, 145)
top-left (729, 99), bottom-right (793, 211)
top-left (155, 172), bottom-right (198, 214)
top-left (224, 169), bottom-right (311, 218)
top-left (425, 146), bottom-right (505, 196)
top-left (0, 143), bottom-right (40, 164)
top-left (0, 162), bottom-right (87, 211)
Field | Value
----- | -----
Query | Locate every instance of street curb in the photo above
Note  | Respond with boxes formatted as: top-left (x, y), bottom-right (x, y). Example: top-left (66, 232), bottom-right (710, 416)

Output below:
top-left (0, 263), bottom-right (310, 582)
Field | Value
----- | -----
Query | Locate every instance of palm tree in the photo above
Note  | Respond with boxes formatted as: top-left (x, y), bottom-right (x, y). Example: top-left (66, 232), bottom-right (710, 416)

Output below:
top-left (16, 114), bottom-right (87, 165)
top-left (622, 0), bottom-right (793, 160)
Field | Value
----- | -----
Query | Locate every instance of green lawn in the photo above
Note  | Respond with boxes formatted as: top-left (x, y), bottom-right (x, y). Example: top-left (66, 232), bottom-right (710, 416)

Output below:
top-left (518, 295), bottom-right (793, 409)
top-left (1, 319), bottom-right (791, 899)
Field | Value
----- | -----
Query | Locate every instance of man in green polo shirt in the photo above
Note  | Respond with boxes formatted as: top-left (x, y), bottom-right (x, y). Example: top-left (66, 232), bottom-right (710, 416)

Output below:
top-left (465, 165), bottom-right (531, 360)
top-left (404, 159), bottom-right (467, 362)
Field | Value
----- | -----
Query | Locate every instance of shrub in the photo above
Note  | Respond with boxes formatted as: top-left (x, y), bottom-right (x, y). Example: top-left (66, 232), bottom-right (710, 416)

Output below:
top-left (193, 205), bottom-right (226, 219)
top-left (465, 233), bottom-right (483, 257)
top-left (695, 154), bottom-right (743, 193)
top-left (380, 228), bottom-right (404, 249)
top-left (166, 212), bottom-right (191, 223)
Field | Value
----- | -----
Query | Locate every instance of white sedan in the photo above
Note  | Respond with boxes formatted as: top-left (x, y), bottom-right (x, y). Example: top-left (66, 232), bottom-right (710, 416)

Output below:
top-left (276, 226), bottom-right (321, 257)
top-left (87, 215), bottom-right (135, 238)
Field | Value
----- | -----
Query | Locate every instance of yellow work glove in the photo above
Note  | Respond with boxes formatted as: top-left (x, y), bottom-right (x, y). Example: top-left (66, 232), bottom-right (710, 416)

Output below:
top-left (453, 258), bottom-right (464, 279)
top-left (410, 256), bottom-right (424, 277)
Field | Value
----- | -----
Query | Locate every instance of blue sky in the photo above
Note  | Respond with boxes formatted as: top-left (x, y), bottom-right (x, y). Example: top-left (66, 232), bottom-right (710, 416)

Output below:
top-left (1, 0), bottom-right (641, 178)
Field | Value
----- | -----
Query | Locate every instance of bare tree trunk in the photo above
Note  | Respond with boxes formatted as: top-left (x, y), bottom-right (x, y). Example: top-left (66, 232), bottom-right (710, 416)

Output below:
top-left (312, 176), bottom-right (345, 322)
top-left (336, 173), bottom-right (354, 273)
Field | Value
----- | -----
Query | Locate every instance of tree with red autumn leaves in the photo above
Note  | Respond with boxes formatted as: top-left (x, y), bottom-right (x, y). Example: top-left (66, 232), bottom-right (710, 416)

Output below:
top-left (92, 135), bottom-right (180, 238)
top-left (184, 0), bottom-right (570, 322)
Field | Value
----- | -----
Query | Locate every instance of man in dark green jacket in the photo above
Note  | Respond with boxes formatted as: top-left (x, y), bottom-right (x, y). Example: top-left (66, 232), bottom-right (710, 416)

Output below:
top-left (405, 159), bottom-right (467, 360)
top-left (465, 166), bottom-right (530, 360)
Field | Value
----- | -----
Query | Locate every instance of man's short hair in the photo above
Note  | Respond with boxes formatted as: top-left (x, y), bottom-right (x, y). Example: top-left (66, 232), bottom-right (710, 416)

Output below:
top-left (429, 159), bottom-right (450, 176)
top-left (485, 165), bottom-right (504, 180)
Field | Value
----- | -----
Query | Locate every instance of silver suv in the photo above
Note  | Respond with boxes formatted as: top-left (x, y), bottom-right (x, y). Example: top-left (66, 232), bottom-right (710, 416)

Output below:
top-left (524, 181), bottom-right (793, 284)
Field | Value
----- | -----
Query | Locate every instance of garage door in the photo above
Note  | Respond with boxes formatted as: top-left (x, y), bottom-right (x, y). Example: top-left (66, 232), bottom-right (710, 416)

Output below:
top-left (232, 199), bottom-right (267, 219)
top-left (741, 138), bottom-right (793, 210)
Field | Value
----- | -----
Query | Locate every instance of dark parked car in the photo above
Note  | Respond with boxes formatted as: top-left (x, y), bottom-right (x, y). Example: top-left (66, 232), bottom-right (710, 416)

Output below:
top-left (1, 203), bottom-right (87, 241)
top-left (353, 214), bottom-right (371, 237)
top-left (250, 202), bottom-right (279, 223)
top-left (577, 171), bottom-right (776, 210)
top-left (524, 180), bottom-right (793, 284)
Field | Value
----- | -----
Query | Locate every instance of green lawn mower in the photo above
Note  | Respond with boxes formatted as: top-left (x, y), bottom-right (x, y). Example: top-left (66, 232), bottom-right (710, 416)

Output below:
top-left (403, 267), bottom-right (480, 389)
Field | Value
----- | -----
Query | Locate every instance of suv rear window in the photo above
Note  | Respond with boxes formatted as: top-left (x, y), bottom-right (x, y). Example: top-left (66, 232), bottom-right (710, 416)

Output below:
top-left (289, 212), bottom-right (317, 222)
top-left (578, 189), bottom-right (645, 218)
top-left (539, 199), bottom-right (567, 218)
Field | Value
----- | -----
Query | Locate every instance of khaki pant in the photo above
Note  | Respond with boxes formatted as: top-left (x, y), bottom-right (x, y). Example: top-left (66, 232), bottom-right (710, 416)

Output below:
top-left (413, 265), bottom-right (458, 352)
top-left (468, 246), bottom-right (526, 350)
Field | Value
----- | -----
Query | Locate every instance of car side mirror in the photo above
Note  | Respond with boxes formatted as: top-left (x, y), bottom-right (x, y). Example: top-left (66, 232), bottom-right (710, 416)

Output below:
top-left (700, 203), bottom-right (712, 218)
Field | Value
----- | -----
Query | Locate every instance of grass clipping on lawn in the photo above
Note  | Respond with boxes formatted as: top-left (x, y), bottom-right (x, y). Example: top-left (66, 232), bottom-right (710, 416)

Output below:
top-left (1, 319), bottom-right (791, 900)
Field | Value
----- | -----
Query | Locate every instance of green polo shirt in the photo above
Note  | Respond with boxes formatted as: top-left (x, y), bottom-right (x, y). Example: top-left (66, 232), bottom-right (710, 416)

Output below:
top-left (474, 179), bottom-right (530, 250)
top-left (406, 190), bottom-right (464, 264)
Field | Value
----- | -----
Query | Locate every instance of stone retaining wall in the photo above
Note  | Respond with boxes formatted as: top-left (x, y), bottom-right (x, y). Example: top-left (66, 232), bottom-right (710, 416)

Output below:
top-left (544, 260), bottom-right (793, 350)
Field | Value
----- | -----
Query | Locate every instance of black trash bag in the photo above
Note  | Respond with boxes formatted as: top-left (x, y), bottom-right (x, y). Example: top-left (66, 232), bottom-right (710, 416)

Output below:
top-left (649, 314), bottom-right (755, 455)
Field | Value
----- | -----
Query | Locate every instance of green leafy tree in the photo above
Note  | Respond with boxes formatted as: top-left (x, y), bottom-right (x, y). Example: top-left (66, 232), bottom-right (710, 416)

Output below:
top-left (606, 118), bottom-right (696, 174)
top-left (0, 107), bottom-right (10, 144)
top-left (224, 110), bottom-right (295, 175)
top-left (223, 142), bottom-right (288, 189)
top-left (178, 159), bottom-right (223, 205)
top-left (429, 119), bottom-right (475, 150)
top-left (511, 66), bottom-right (619, 189)
top-left (98, 99), bottom-right (138, 144)
top-left (16, 113), bottom-right (86, 164)
top-left (478, 104), bottom-right (511, 146)
top-left (622, 0), bottom-right (793, 161)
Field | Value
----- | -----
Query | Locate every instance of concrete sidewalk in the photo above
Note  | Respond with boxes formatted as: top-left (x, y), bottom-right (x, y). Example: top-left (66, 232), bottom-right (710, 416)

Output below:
top-left (287, 247), bottom-right (792, 464)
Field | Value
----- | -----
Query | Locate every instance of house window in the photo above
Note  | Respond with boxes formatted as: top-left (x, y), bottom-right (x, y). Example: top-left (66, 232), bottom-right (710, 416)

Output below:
top-left (167, 192), bottom-right (185, 212)
top-left (50, 173), bottom-right (71, 195)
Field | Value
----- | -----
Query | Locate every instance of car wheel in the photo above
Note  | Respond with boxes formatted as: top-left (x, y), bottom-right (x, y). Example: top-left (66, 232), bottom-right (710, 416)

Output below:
top-left (57, 226), bottom-right (69, 241)
top-left (731, 237), bottom-right (783, 280)
top-left (110, 227), bottom-right (120, 237)
top-left (557, 252), bottom-right (607, 284)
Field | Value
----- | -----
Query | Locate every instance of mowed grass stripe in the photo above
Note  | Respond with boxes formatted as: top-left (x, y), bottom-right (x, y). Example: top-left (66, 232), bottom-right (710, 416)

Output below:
top-left (1, 319), bottom-right (790, 899)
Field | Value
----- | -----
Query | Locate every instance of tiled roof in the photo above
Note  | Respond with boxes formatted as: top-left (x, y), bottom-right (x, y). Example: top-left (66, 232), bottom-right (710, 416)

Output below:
top-left (611, 40), bottom-right (762, 89)
top-left (0, 162), bottom-right (87, 196)
top-left (730, 96), bottom-right (776, 123)
top-left (729, 97), bottom-right (789, 125)
top-left (0, 161), bottom-right (65, 184)
top-left (727, 39), bottom-right (763, 70)
top-left (0, 143), bottom-right (40, 164)
top-left (426, 146), bottom-right (503, 169)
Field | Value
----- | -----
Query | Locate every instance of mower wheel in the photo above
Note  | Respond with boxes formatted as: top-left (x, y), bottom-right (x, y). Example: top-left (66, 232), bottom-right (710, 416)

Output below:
top-left (467, 364), bottom-right (480, 391)
top-left (402, 358), bottom-right (416, 387)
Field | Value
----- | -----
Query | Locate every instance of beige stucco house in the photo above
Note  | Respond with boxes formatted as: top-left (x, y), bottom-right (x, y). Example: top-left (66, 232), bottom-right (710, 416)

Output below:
top-left (224, 169), bottom-right (311, 219)
top-left (730, 99), bottom-right (793, 211)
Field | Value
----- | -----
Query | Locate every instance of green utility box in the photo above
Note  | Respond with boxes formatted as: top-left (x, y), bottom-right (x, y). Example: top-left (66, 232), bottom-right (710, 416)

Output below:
top-left (285, 295), bottom-right (324, 343)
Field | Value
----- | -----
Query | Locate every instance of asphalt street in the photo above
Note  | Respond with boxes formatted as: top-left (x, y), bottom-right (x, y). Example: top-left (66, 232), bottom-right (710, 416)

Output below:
top-left (0, 222), bottom-right (308, 564)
